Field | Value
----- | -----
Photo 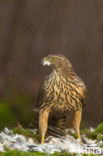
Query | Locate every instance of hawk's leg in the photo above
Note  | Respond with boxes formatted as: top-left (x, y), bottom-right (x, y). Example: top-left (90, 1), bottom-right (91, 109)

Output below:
top-left (72, 110), bottom-right (82, 139)
top-left (39, 108), bottom-right (50, 144)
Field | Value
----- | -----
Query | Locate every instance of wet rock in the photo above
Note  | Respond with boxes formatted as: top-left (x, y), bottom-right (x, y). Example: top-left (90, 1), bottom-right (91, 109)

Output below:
top-left (16, 137), bottom-right (24, 143)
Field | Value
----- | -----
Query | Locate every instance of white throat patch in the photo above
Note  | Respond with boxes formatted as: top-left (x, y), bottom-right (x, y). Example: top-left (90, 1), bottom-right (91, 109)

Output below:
top-left (43, 60), bottom-right (51, 66)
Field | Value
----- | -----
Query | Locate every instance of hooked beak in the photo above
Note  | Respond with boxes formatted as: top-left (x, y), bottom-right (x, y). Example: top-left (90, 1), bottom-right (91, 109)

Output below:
top-left (41, 57), bottom-right (51, 66)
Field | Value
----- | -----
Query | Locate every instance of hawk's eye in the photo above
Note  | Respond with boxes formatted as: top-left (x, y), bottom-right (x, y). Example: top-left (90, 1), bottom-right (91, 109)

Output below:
top-left (52, 57), bottom-right (57, 61)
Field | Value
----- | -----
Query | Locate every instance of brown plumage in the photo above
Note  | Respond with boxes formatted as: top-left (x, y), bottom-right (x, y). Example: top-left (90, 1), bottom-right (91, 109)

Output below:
top-left (35, 54), bottom-right (86, 144)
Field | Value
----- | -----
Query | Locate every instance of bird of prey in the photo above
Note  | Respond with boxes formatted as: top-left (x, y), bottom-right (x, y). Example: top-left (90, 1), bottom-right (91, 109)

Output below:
top-left (35, 54), bottom-right (86, 144)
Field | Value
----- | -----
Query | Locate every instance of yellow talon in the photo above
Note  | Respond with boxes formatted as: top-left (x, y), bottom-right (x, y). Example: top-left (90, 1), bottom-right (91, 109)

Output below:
top-left (77, 132), bottom-right (81, 139)
top-left (41, 136), bottom-right (44, 144)
top-left (77, 132), bottom-right (83, 144)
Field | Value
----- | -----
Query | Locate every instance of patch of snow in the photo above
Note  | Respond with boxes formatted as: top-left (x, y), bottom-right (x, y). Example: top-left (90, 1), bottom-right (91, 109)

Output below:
top-left (0, 143), bottom-right (4, 152)
top-left (0, 128), bottom-right (103, 154)
top-left (89, 127), bottom-right (95, 132)
top-left (29, 129), bottom-right (37, 134)
top-left (4, 127), bottom-right (13, 135)
top-left (65, 128), bottom-right (75, 134)
top-left (97, 140), bottom-right (103, 146)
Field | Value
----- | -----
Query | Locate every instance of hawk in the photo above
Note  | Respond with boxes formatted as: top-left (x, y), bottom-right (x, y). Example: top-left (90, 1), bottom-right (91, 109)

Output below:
top-left (35, 54), bottom-right (86, 144)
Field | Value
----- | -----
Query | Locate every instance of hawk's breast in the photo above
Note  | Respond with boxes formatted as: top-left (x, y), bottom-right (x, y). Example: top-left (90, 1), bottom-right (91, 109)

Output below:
top-left (44, 73), bottom-right (81, 112)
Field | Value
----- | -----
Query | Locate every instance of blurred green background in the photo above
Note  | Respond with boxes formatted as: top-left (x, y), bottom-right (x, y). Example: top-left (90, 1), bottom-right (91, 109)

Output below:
top-left (0, 0), bottom-right (103, 129)
top-left (0, 97), bottom-right (34, 130)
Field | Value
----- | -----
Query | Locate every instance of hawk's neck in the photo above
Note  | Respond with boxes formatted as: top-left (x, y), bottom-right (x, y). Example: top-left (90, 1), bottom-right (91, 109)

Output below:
top-left (51, 69), bottom-right (76, 81)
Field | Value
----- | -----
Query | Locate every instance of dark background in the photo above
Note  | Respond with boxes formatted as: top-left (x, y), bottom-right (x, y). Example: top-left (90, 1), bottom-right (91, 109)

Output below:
top-left (0, 0), bottom-right (103, 128)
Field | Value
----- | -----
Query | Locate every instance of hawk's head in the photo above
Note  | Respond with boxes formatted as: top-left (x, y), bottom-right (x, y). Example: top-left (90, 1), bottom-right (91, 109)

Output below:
top-left (42, 54), bottom-right (73, 73)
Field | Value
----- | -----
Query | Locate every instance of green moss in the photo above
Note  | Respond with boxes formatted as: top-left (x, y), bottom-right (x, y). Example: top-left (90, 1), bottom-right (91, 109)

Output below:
top-left (82, 155), bottom-right (99, 156)
top-left (0, 150), bottom-right (75, 156)
top-left (81, 129), bottom-right (97, 140)
top-left (97, 133), bottom-right (103, 141)
top-left (81, 129), bottom-right (90, 135)
top-left (87, 131), bottom-right (97, 140)
top-left (0, 150), bottom-right (100, 156)
top-left (80, 123), bottom-right (103, 141)
top-left (95, 123), bottom-right (103, 134)
top-left (70, 132), bottom-right (77, 139)
top-left (0, 150), bottom-right (50, 156)
top-left (100, 144), bottom-right (103, 148)
top-left (13, 127), bottom-right (40, 142)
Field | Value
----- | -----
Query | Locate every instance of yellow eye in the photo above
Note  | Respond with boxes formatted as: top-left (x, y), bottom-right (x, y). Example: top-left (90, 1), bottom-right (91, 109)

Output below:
top-left (52, 57), bottom-right (57, 61)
